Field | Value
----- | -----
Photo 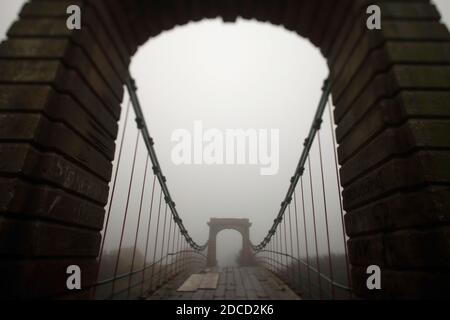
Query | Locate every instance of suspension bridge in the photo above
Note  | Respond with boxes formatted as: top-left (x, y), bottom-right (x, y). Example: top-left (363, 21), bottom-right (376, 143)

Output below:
top-left (0, 0), bottom-right (449, 300)
top-left (91, 75), bottom-right (350, 300)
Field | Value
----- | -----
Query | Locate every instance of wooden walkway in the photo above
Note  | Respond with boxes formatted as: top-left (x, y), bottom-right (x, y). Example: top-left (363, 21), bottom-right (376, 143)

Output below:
top-left (147, 267), bottom-right (301, 300)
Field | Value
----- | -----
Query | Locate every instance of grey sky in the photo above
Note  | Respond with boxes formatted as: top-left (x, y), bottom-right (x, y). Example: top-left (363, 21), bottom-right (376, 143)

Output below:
top-left (1, 1), bottom-right (449, 267)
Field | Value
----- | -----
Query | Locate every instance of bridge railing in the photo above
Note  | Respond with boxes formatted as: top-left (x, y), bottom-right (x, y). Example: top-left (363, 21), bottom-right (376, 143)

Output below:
top-left (252, 79), bottom-right (352, 300)
top-left (92, 74), bottom-right (207, 300)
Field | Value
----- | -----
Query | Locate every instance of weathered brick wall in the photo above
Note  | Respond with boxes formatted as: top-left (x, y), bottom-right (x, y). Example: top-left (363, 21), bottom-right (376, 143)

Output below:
top-left (0, 0), bottom-right (448, 299)
top-left (0, 0), bottom-right (128, 299)
top-left (328, 0), bottom-right (450, 298)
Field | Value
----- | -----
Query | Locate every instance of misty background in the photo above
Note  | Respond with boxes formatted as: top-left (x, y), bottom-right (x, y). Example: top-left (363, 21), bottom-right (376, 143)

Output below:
top-left (1, 1), bottom-right (449, 271)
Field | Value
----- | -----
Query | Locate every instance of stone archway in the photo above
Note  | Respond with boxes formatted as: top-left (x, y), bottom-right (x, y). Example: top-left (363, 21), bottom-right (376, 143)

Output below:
top-left (206, 218), bottom-right (253, 267)
top-left (0, 0), bottom-right (449, 299)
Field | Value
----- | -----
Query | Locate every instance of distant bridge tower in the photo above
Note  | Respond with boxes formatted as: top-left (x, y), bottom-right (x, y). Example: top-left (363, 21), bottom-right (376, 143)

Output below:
top-left (207, 218), bottom-right (254, 267)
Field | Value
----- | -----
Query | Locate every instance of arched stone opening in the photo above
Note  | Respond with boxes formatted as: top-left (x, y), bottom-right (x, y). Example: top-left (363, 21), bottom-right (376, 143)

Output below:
top-left (0, 0), bottom-right (449, 299)
top-left (216, 229), bottom-right (244, 267)
top-left (206, 218), bottom-right (254, 267)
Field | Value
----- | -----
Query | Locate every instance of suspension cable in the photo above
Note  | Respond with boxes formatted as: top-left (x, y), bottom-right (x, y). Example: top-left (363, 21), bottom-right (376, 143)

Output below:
top-left (127, 155), bottom-right (150, 299)
top-left (318, 131), bottom-right (336, 298)
top-left (308, 156), bottom-right (323, 299)
top-left (327, 97), bottom-right (352, 295)
top-left (110, 131), bottom-right (140, 296)
top-left (97, 98), bottom-right (131, 267)
top-left (126, 75), bottom-right (206, 252)
top-left (149, 189), bottom-right (163, 292)
top-left (253, 78), bottom-right (331, 251)
top-left (300, 177), bottom-right (312, 297)
top-left (250, 77), bottom-right (353, 299)
top-left (141, 175), bottom-right (157, 296)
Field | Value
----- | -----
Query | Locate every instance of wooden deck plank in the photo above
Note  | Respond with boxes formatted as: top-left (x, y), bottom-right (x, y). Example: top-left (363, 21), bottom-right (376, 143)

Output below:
top-left (240, 268), bottom-right (253, 290)
top-left (265, 273), bottom-right (301, 300)
top-left (214, 284), bottom-right (226, 300)
top-left (202, 289), bottom-right (215, 300)
top-left (147, 266), bottom-right (301, 300)
top-left (226, 268), bottom-right (235, 288)
top-left (246, 268), bottom-right (269, 299)
top-left (199, 273), bottom-right (220, 289)
top-left (192, 289), bottom-right (205, 300)
top-left (218, 268), bottom-right (226, 285)
top-left (177, 274), bottom-right (203, 292)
